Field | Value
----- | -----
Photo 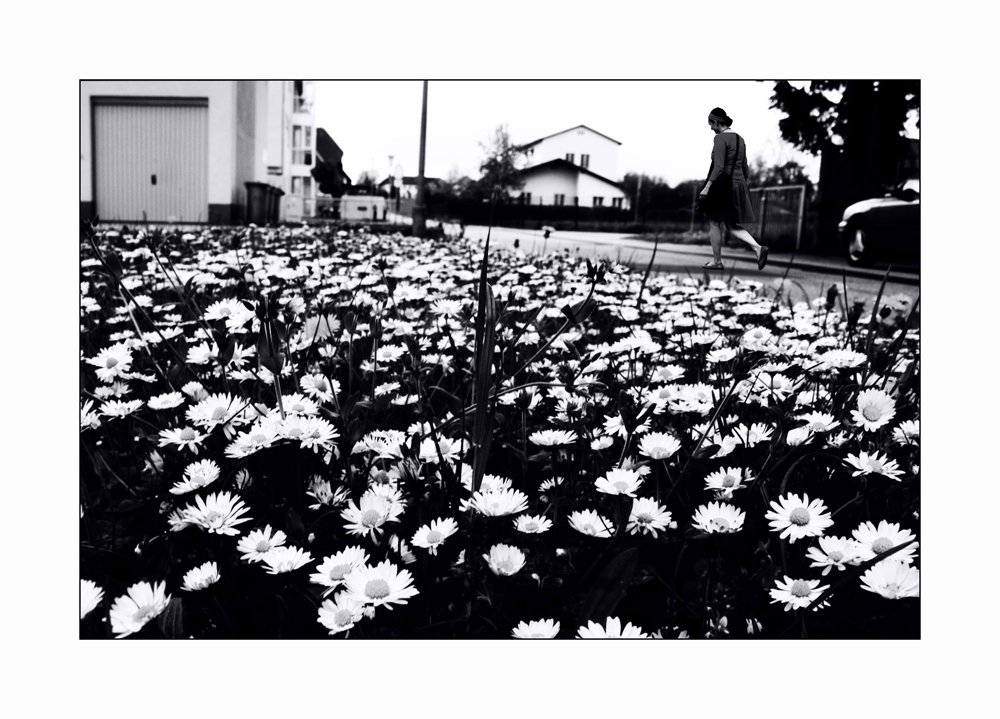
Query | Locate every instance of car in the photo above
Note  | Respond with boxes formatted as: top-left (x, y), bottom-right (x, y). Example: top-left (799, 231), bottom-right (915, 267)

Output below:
top-left (837, 177), bottom-right (919, 266)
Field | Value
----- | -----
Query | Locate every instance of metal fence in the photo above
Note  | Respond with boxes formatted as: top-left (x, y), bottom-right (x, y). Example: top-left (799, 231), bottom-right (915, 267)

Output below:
top-left (745, 185), bottom-right (808, 250)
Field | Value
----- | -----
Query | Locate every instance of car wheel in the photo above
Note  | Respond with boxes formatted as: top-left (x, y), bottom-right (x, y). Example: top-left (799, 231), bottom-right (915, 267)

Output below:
top-left (846, 223), bottom-right (873, 267)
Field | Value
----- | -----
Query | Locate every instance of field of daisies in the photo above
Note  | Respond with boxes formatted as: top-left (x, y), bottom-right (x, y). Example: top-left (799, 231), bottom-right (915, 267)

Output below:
top-left (79, 221), bottom-right (919, 639)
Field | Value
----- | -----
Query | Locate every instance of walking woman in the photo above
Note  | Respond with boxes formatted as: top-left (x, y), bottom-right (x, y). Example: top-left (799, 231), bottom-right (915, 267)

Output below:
top-left (698, 107), bottom-right (768, 270)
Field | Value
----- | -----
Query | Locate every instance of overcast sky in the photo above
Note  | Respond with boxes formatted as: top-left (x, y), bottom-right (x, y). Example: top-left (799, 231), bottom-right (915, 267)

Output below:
top-left (314, 80), bottom-right (918, 189)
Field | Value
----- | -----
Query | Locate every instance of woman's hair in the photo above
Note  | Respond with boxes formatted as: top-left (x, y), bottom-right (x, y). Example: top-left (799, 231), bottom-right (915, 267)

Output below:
top-left (709, 107), bottom-right (733, 127)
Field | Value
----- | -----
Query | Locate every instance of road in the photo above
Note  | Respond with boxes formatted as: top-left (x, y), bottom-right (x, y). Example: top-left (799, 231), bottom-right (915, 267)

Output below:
top-left (456, 224), bottom-right (919, 310)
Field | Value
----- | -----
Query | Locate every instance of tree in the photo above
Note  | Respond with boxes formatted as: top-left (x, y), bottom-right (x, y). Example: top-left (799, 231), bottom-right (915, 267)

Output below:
top-left (354, 170), bottom-right (379, 196)
top-left (747, 156), bottom-right (815, 199)
top-left (769, 80), bottom-right (919, 203)
top-left (311, 159), bottom-right (351, 198)
top-left (476, 125), bottom-right (525, 200)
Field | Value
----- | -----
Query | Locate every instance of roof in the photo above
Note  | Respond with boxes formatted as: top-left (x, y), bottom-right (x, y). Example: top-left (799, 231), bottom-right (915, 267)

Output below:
top-left (377, 176), bottom-right (442, 187)
top-left (519, 158), bottom-right (623, 190)
top-left (519, 125), bottom-right (622, 150)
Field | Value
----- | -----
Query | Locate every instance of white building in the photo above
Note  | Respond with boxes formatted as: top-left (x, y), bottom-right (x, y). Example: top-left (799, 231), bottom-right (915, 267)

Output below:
top-left (80, 80), bottom-right (318, 224)
top-left (517, 125), bottom-right (629, 209)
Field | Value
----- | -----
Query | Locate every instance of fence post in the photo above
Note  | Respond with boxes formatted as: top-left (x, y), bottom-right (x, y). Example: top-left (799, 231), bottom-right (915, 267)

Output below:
top-left (796, 184), bottom-right (806, 252)
top-left (759, 192), bottom-right (768, 244)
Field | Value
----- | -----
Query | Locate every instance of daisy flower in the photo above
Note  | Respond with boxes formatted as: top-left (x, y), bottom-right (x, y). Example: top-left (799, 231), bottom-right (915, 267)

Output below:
top-left (99, 399), bottom-right (144, 419)
top-left (260, 546), bottom-right (313, 575)
top-left (785, 426), bottom-right (814, 447)
top-left (514, 514), bottom-right (553, 534)
top-left (538, 477), bottom-right (565, 493)
top-left (158, 426), bottom-right (208, 454)
top-left (844, 451), bottom-right (905, 480)
top-left (169, 459), bottom-right (222, 495)
top-left (237, 525), bottom-right (287, 563)
top-left (817, 348), bottom-right (867, 369)
top-left (483, 544), bottom-right (526, 576)
top-left (375, 344), bottom-right (406, 363)
top-left (529, 429), bottom-right (578, 447)
top-left (342, 560), bottom-right (419, 610)
top-left (317, 592), bottom-right (365, 636)
top-left (591, 435), bottom-right (614, 451)
top-left (310, 546), bottom-right (370, 595)
top-left (731, 422), bottom-right (773, 447)
top-left (110, 581), bottom-right (171, 638)
top-left (411, 518), bottom-right (459, 556)
top-left (88, 342), bottom-right (133, 383)
top-left (282, 393), bottom-right (320, 416)
top-left (463, 487), bottom-right (529, 517)
top-left (300, 373), bottom-right (339, 404)
top-left (577, 616), bottom-right (649, 638)
top-left (224, 423), bottom-right (280, 458)
top-left (341, 493), bottom-right (403, 541)
top-left (769, 576), bottom-right (829, 612)
top-left (860, 559), bottom-right (920, 599)
top-left (806, 536), bottom-right (862, 575)
top-left (80, 400), bottom-right (101, 431)
top-left (186, 393), bottom-right (238, 431)
top-left (512, 619), bottom-right (560, 638)
top-left (627, 497), bottom-right (673, 537)
top-left (692, 502), bottom-right (746, 534)
top-left (181, 381), bottom-right (208, 402)
top-left (703, 467), bottom-right (750, 499)
top-left (797, 412), bottom-right (840, 434)
top-left (765, 493), bottom-right (834, 543)
top-left (81, 579), bottom-right (104, 620)
top-left (182, 561), bottom-right (220, 591)
top-left (181, 491), bottom-right (252, 535)
top-left (892, 419), bottom-right (920, 446)
top-left (568, 509), bottom-right (615, 538)
top-left (851, 388), bottom-right (896, 431)
top-left (637, 432), bottom-right (682, 460)
top-left (852, 521), bottom-right (919, 565)
top-left (595, 467), bottom-right (644, 497)
top-left (148, 392), bottom-right (185, 410)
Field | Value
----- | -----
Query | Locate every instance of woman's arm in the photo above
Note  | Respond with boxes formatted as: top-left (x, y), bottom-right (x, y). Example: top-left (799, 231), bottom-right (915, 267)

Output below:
top-left (707, 134), bottom-right (727, 182)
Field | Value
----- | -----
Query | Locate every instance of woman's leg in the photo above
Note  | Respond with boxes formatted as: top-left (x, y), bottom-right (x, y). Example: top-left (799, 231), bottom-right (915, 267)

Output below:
top-left (708, 220), bottom-right (724, 262)
top-left (727, 223), bottom-right (763, 256)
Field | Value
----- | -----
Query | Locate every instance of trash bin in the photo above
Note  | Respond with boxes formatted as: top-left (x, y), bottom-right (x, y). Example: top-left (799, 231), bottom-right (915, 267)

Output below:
top-left (245, 182), bottom-right (270, 225)
top-left (266, 186), bottom-right (285, 224)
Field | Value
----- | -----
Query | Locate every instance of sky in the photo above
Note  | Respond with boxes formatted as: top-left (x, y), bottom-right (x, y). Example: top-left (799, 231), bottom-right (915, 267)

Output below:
top-left (314, 80), bottom-right (917, 189)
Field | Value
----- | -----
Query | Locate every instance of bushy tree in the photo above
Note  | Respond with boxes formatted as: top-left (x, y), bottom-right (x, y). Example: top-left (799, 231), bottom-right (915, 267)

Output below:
top-left (311, 160), bottom-right (351, 198)
top-left (476, 125), bottom-right (525, 200)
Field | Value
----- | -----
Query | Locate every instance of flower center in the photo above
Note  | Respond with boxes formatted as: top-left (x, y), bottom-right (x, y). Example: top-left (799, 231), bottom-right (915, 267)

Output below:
top-left (361, 509), bottom-right (383, 528)
top-left (790, 580), bottom-right (811, 598)
top-left (426, 530), bottom-right (443, 544)
top-left (636, 513), bottom-right (652, 524)
top-left (523, 521), bottom-right (539, 532)
top-left (251, 433), bottom-right (267, 445)
top-left (489, 502), bottom-right (501, 512)
top-left (329, 563), bottom-right (352, 581)
top-left (872, 537), bottom-right (894, 554)
top-left (885, 582), bottom-right (900, 598)
top-left (583, 524), bottom-right (597, 535)
top-left (291, 403), bottom-right (305, 413)
top-left (789, 508), bottom-right (811, 526)
top-left (287, 427), bottom-right (303, 439)
top-left (828, 551), bottom-right (844, 563)
top-left (708, 517), bottom-right (730, 532)
top-left (497, 559), bottom-right (515, 574)
top-left (530, 632), bottom-right (546, 638)
top-left (204, 511), bottom-right (223, 527)
top-left (613, 481), bottom-right (629, 492)
top-left (255, 540), bottom-right (271, 553)
top-left (219, 307), bottom-right (232, 316)
top-left (364, 578), bottom-right (390, 599)
top-left (722, 475), bottom-right (736, 488)
top-left (180, 428), bottom-right (196, 441)
top-left (314, 378), bottom-right (328, 392)
top-left (333, 609), bottom-right (353, 625)
top-left (809, 422), bottom-right (826, 432)
top-left (862, 406), bottom-right (882, 422)
top-left (105, 357), bottom-right (119, 369)
top-left (132, 604), bottom-right (157, 624)
top-left (211, 407), bottom-right (227, 421)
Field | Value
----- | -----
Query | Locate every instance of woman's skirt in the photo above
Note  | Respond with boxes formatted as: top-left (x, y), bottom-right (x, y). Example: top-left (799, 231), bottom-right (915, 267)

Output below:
top-left (702, 177), bottom-right (757, 225)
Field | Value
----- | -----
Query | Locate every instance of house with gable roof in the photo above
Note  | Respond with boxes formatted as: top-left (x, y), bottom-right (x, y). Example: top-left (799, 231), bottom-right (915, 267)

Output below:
top-left (516, 125), bottom-right (630, 210)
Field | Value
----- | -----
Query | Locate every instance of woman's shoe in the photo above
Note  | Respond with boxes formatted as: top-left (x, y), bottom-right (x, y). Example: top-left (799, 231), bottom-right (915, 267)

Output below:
top-left (703, 259), bottom-right (724, 270)
top-left (756, 246), bottom-right (769, 271)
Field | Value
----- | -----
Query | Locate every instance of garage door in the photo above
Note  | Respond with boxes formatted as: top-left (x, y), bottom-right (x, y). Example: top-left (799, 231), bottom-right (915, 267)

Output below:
top-left (92, 97), bottom-right (208, 222)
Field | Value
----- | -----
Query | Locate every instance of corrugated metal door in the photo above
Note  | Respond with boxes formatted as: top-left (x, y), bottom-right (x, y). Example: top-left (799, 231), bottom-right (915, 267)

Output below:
top-left (93, 98), bottom-right (208, 222)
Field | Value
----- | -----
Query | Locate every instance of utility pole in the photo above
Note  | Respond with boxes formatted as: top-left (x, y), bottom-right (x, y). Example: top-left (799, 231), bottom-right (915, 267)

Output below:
top-left (634, 173), bottom-right (642, 224)
top-left (689, 181), bottom-right (697, 232)
top-left (413, 81), bottom-right (429, 238)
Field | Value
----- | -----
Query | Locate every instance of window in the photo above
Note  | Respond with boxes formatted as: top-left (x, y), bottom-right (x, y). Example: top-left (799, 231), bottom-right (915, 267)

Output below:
top-left (291, 177), bottom-right (313, 197)
top-left (611, 197), bottom-right (623, 209)
top-left (554, 194), bottom-right (565, 206)
top-left (565, 153), bottom-right (575, 164)
top-left (293, 80), bottom-right (314, 112)
top-left (523, 192), bottom-right (531, 205)
top-left (581, 154), bottom-right (590, 169)
top-left (291, 177), bottom-right (302, 196)
top-left (292, 125), bottom-right (313, 165)
top-left (593, 196), bottom-right (604, 207)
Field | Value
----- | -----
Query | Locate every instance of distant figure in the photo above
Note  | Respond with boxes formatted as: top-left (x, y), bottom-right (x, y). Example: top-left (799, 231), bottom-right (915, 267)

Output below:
top-left (698, 107), bottom-right (768, 271)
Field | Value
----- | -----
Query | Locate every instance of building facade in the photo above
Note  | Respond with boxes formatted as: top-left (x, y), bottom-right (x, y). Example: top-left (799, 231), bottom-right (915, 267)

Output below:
top-left (80, 80), bottom-right (317, 224)
top-left (517, 125), bottom-right (629, 209)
